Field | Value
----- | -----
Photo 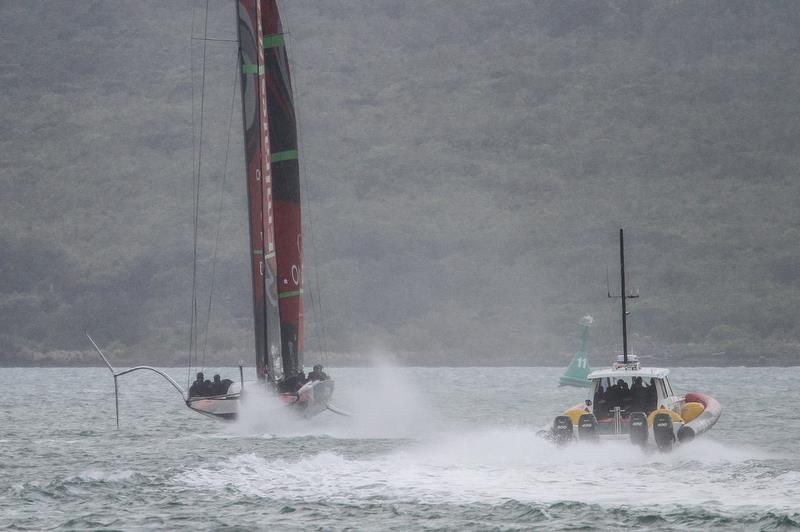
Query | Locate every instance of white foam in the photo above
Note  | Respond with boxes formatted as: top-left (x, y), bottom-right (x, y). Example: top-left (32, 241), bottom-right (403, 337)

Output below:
top-left (178, 428), bottom-right (794, 511)
top-left (227, 386), bottom-right (301, 436)
top-left (182, 364), bottom-right (793, 512)
top-left (75, 469), bottom-right (137, 482)
top-left (227, 357), bottom-right (435, 439)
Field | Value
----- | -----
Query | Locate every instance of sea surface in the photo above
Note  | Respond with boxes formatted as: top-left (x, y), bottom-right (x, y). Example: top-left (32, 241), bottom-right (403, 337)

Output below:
top-left (1, 366), bottom-right (798, 530)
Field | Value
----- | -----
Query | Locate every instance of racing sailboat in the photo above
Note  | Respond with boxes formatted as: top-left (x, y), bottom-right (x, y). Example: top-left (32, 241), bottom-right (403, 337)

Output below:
top-left (88, 0), bottom-right (334, 425)
top-left (558, 316), bottom-right (593, 387)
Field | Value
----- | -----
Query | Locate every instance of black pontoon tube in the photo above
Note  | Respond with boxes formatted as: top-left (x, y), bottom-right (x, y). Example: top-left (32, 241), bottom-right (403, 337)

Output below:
top-left (678, 392), bottom-right (722, 442)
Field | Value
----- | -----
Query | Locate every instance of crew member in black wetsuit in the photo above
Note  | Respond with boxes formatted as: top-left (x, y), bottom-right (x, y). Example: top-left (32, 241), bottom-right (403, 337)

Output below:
top-left (210, 374), bottom-right (233, 395)
top-left (280, 372), bottom-right (306, 393)
top-left (189, 372), bottom-right (206, 397)
top-left (307, 364), bottom-right (329, 381)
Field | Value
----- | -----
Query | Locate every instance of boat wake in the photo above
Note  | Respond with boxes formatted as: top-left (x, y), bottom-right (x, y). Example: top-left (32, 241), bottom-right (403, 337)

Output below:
top-left (179, 427), bottom-right (793, 514)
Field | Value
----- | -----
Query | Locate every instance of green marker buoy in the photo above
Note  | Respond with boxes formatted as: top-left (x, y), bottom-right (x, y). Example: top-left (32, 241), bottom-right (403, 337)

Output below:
top-left (559, 315), bottom-right (593, 387)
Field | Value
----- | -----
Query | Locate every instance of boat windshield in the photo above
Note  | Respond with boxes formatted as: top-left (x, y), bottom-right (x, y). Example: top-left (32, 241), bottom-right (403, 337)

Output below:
top-left (663, 377), bottom-right (675, 397)
top-left (592, 376), bottom-right (658, 419)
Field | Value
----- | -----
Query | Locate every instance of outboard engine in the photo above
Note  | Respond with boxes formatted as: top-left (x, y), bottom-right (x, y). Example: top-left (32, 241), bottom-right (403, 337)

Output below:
top-left (552, 415), bottom-right (574, 445)
top-left (677, 424), bottom-right (695, 443)
top-left (629, 412), bottom-right (648, 446)
top-left (578, 413), bottom-right (598, 442)
top-left (652, 412), bottom-right (676, 452)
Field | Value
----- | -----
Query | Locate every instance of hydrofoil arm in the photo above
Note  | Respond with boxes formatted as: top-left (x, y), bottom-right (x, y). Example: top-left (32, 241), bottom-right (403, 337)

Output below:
top-left (85, 331), bottom-right (187, 427)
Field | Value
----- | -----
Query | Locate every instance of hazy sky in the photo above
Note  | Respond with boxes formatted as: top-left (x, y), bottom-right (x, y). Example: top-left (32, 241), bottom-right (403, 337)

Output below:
top-left (2, 1), bottom-right (799, 366)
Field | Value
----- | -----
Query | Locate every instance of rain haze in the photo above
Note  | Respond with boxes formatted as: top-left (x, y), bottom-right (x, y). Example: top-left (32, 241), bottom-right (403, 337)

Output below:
top-left (2, 2), bottom-right (800, 531)
top-left (2, 1), bottom-right (800, 367)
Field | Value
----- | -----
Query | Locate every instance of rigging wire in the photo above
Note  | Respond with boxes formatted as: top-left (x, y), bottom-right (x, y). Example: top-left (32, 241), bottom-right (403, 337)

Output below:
top-left (186, 0), bottom-right (198, 388)
top-left (284, 25), bottom-right (332, 367)
top-left (191, 37), bottom-right (238, 43)
top-left (189, 0), bottom-right (210, 383)
top-left (201, 48), bottom-right (241, 369)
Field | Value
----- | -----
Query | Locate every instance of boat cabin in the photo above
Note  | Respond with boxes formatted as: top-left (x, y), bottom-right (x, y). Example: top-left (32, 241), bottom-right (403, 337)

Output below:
top-left (587, 357), bottom-right (680, 421)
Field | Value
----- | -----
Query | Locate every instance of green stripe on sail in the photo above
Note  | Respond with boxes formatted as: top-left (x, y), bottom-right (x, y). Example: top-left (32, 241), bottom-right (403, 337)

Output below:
top-left (271, 149), bottom-right (298, 163)
top-left (253, 249), bottom-right (263, 255)
top-left (278, 289), bottom-right (303, 299)
top-left (263, 34), bottom-right (285, 49)
top-left (241, 64), bottom-right (264, 75)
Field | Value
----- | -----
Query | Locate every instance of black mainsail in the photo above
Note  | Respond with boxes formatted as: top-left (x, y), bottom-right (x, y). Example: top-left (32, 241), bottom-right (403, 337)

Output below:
top-left (236, 0), bottom-right (303, 387)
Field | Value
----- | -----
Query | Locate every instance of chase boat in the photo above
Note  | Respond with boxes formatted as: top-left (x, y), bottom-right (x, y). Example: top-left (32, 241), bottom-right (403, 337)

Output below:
top-left (545, 229), bottom-right (722, 451)
top-left (550, 354), bottom-right (722, 451)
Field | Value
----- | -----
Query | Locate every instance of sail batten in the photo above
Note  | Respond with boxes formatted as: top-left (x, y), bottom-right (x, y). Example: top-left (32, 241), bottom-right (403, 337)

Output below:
top-left (263, 34), bottom-right (285, 49)
top-left (241, 64), bottom-right (264, 75)
top-left (271, 149), bottom-right (298, 162)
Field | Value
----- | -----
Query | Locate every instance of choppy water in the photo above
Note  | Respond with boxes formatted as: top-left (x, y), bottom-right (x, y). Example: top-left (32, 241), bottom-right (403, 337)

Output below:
top-left (1, 366), bottom-right (798, 530)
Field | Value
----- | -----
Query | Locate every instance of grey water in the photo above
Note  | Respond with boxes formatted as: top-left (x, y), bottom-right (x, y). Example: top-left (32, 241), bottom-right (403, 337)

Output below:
top-left (1, 366), bottom-right (798, 530)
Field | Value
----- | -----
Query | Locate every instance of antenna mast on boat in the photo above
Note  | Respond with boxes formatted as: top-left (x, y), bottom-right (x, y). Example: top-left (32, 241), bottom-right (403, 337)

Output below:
top-left (609, 228), bottom-right (639, 363)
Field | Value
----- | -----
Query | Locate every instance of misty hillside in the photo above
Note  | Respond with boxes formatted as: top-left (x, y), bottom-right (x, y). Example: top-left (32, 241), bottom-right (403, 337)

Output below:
top-left (1, 0), bottom-right (799, 367)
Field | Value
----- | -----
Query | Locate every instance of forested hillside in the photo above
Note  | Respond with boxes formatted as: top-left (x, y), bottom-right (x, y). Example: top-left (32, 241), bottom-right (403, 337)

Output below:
top-left (2, 1), bottom-right (799, 366)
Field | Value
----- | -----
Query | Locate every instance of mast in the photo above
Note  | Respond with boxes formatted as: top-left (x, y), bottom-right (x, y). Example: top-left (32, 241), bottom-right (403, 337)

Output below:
top-left (609, 229), bottom-right (638, 364)
top-left (619, 228), bottom-right (628, 363)
top-left (236, 0), bottom-right (284, 385)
